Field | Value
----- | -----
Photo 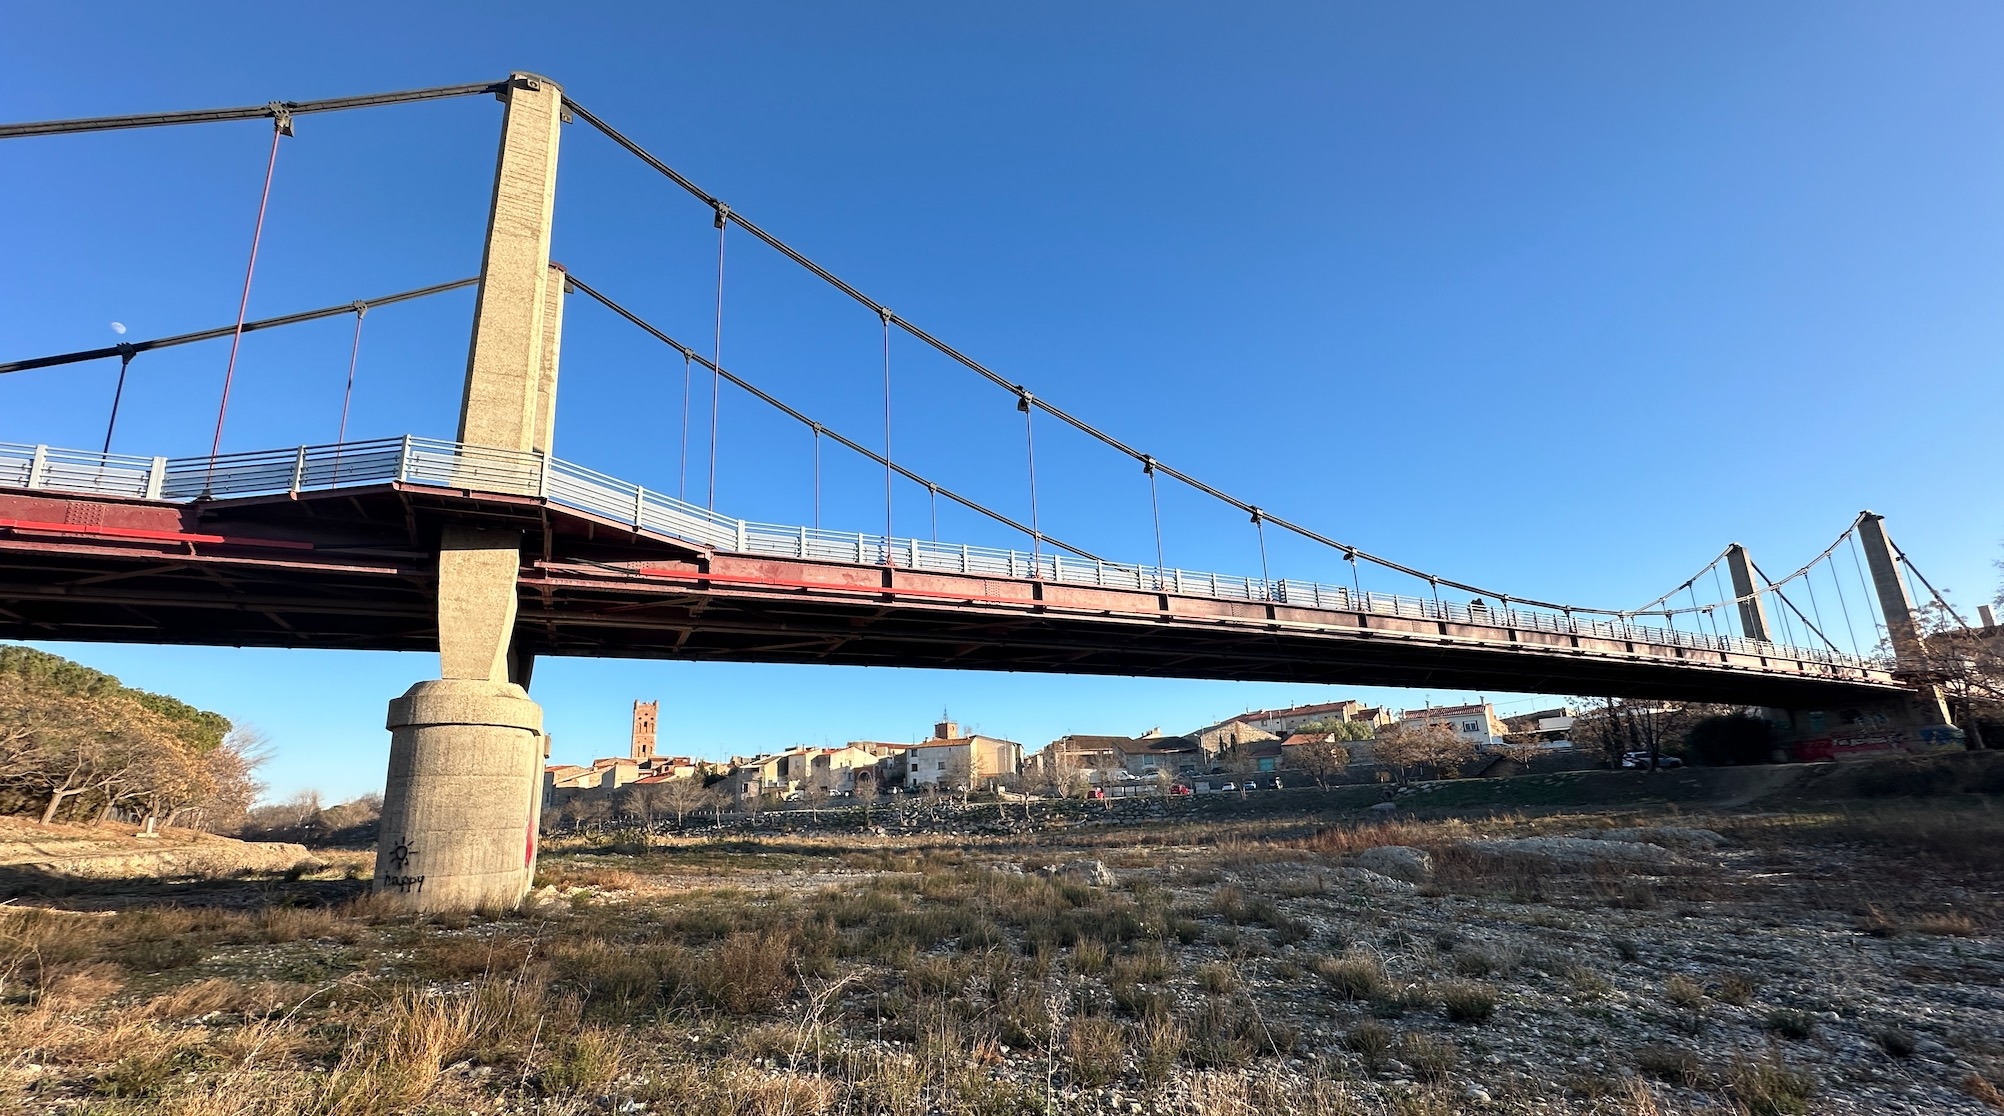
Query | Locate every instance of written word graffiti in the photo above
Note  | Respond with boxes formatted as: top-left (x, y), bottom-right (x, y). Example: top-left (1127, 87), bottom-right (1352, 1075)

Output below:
top-left (380, 834), bottom-right (424, 893)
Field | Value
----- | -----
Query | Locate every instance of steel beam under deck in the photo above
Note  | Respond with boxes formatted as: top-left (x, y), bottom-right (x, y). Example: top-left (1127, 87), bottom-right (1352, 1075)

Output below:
top-left (0, 482), bottom-right (1911, 709)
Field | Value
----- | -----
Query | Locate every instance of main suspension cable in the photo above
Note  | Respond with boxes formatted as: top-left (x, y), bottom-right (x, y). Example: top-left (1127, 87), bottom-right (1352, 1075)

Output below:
top-left (0, 277), bottom-right (477, 377)
top-left (565, 272), bottom-right (1104, 563)
top-left (0, 79), bottom-right (507, 140)
top-left (1753, 560), bottom-right (1843, 655)
top-left (560, 96), bottom-right (1647, 617)
top-left (1892, 544), bottom-right (1972, 629)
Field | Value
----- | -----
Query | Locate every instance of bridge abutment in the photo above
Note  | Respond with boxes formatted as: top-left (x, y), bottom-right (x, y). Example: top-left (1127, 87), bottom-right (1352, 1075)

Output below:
top-left (374, 71), bottom-right (565, 912)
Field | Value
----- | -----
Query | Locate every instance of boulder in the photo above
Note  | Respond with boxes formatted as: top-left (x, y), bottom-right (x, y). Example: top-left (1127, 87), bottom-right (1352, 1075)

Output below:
top-left (1354, 845), bottom-right (1433, 883)
top-left (1330, 866), bottom-right (1418, 893)
top-left (1053, 859), bottom-right (1117, 887)
top-left (1590, 826), bottom-right (1726, 850)
top-left (1368, 801), bottom-right (1399, 814)
top-left (1462, 836), bottom-right (1684, 870)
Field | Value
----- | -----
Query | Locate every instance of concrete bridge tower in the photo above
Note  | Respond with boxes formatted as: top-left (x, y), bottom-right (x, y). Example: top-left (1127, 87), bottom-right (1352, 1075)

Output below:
top-left (374, 73), bottom-right (567, 912)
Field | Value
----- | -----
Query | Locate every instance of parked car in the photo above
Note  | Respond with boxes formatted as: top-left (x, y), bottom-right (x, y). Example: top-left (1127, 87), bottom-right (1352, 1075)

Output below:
top-left (1621, 752), bottom-right (1684, 770)
top-left (1168, 783), bottom-right (1193, 796)
top-left (1217, 781), bottom-right (1237, 792)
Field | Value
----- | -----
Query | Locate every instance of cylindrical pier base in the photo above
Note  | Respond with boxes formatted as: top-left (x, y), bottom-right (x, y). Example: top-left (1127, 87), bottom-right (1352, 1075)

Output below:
top-left (375, 679), bottom-right (543, 913)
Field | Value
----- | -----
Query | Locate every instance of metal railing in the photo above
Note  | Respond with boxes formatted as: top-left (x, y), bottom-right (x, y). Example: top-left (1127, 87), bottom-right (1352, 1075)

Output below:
top-left (0, 437), bottom-right (1889, 675)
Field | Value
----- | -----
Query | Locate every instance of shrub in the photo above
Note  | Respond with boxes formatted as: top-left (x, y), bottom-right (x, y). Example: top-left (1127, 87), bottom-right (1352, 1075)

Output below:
top-left (1437, 980), bottom-right (1496, 1024)
top-left (1874, 1027), bottom-right (1917, 1059)
top-left (1664, 974), bottom-right (1705, 1011)
top-left (1312, 952), bottom-right (1386, 1000)
top-left (1764, 1008), bottom-right (1815, 1041)
top-left (702, 931), bottom-right (795, 1015)
top-left (1909, 912), bottom-right (1976, 937)
top-left (1716, 973), bottom-right (1758, 1006)
top-left (1399, 1032), bottom-right (1458, 1082)
top-left (1730, 1055), bottom-right (1815, 1116)
top-left (122, 938), bottom-right (204, 973)
top-left (1072, 938), bottom-right (1108, 976)
top-left (1197, 962), bottom-right (1237, 994)
top-left (1634, 1045), bottom-right (1702, 1087)
top-left (1139, 1016), bottom-right (1185, 1084)
top-left (541, 1027), bottom-right (627, 1095)
top-left (1110, 946), bottom-right (1171, 984)
top-left (1068, 1017), bottom-right (1125, 1087)
top-left (1343, 1021), bottom-right (1393, 1072)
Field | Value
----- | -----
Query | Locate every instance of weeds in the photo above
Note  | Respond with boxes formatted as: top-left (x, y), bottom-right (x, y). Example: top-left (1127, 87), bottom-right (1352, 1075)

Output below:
top-left (1437, 980), bottom-right (1496, 1024)
top-left (1312, 951), bottom-right (1386, 1000)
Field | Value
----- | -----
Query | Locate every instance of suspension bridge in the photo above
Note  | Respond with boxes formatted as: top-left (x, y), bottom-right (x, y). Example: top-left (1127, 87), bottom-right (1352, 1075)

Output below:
top-left (0, 74), bottom-right (1974, 910)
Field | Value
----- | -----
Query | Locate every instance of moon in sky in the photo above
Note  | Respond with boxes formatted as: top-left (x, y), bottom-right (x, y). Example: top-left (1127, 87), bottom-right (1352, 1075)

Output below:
top-left (110, 322), bottom-right (127, 335)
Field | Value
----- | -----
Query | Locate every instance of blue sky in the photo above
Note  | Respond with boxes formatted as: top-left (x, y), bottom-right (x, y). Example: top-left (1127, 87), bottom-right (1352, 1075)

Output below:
top-left (3, 3), bottom-right (2000, 802)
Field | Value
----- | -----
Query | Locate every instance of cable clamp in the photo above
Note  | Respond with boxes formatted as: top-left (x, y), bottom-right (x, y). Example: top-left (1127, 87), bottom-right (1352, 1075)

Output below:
top-left (1249, 508), bottom-right (1263, 525)
top-left (879, 306), bottom-right (893, 326)
top-left (1015, 388), bottom-right (1034, 413)
top-left (712, 200), bottom-right (732, 229)
top-left (1140, 455), bottom-right (1156, 475)
top-left (115, 342), bottom-right (136, 362)
top-left (351, 301), bottom-right (369, 318)
top-left (267, 102), bottom-right (294, 137)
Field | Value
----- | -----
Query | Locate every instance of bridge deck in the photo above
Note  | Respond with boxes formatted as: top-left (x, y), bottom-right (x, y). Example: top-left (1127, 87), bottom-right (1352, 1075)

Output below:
top-left (0, 438), bottom-right (1907, 707)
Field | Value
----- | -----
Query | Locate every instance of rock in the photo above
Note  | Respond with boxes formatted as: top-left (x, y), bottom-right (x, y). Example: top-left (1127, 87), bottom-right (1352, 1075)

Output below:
top-left (989, 862), bottom-right (1024, 876)
top-left (1368, 801), bottom-right (1399, 814)
top-left (1054, 859), bottom-right (1116, 887)
top-left (1591, 826), bottom-right (1727, 849)
top-left (1463, 836), bottom-right (1685, 869)
top-left (523, 885), bottom-right (562, 910)
top-left (1354, 845), bottom-right (1432, 883)
top-left (1330, 867), bottom-right (1417, 893)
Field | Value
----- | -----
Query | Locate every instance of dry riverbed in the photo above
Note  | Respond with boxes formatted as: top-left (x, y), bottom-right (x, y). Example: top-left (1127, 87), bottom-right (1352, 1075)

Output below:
top-left (0, 797), bottom-right (1999, 1115)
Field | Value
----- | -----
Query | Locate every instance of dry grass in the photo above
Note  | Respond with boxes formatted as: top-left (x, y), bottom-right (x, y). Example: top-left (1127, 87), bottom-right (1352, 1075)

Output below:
top-left (0, 792), bottom-right (1997, 1115)
top-left (1311, 951), bottom-right (1387, 1001)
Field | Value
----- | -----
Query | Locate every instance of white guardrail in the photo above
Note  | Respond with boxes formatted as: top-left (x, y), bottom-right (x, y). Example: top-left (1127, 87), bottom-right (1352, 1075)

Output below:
top-left (0, 437), bottom-right (1885, 673)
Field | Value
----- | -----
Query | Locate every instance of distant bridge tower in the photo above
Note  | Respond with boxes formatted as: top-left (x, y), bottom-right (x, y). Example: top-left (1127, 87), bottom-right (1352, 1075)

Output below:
top-left (1856, 510), bottom-right (1951, 726)
top-left (1723, 544), bottom-right (1772, 644)
top-left (374, 72), bottom-right (567, 912)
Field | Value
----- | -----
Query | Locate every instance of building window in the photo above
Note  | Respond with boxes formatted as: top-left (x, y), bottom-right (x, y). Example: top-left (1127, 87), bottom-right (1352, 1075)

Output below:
top-left (1463, 722), bottom-right (1479, 733)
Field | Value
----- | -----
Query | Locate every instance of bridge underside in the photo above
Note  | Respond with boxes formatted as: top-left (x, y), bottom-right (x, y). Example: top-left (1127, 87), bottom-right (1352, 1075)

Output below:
top-left (0, 483), bottom-right (1909, 709)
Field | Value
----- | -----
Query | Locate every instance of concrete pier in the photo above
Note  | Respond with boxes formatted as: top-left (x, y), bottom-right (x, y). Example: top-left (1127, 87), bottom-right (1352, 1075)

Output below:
top-left (374, 72), bottom-right (565, 912)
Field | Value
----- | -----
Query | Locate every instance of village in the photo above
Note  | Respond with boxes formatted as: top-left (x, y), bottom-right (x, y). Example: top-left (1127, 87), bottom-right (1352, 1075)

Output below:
top-left (541, 697), bottom-right (1584, 823)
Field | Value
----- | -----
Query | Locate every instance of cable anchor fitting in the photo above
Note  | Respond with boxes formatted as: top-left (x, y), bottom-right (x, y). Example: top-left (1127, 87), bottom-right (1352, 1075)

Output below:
top-left (712, 200), bottom-right (731, 229)
top-left (1140, 455), bottom-right (1156, 475)
top-left (267, 102), bottom-right (294, 137)
top-left (1015, 388), bottom-right (1034, 413)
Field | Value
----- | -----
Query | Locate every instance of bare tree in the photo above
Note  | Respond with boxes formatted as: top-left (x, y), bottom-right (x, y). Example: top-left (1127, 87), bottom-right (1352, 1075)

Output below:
top-left (1287, 737), bottom-right (1352, 790)
top-left (655, 775), bottom-right (714, 828)
top-left (1908, 602), bottom-right (2004, 748)
top-left (1373, 722), bottom-right (1476, 784)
